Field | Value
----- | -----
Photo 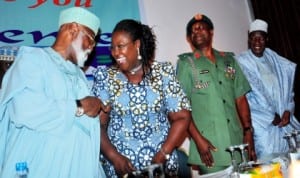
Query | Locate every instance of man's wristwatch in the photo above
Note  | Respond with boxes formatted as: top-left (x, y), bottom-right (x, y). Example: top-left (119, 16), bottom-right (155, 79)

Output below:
top-left (160, 148), bottom-right (170, 160)
top-left (75, 100), bottom-right (84, 117)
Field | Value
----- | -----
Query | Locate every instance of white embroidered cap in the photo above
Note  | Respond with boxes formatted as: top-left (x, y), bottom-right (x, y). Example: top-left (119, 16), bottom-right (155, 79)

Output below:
top-left (249, 19), bottom-right (268, 33)
top-left (58, 7), bottom-right (100, 35)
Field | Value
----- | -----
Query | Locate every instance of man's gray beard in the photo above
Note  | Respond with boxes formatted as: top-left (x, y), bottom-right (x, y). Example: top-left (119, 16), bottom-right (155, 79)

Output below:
top-left (71, 31), bottom-right (91, 67)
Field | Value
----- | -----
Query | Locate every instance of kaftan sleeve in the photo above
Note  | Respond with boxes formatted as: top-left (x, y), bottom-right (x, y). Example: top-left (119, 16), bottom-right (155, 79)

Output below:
top-left (0, 47), bottom-right (76, 133)
top-left (282, 59), bottom-right (296, 113)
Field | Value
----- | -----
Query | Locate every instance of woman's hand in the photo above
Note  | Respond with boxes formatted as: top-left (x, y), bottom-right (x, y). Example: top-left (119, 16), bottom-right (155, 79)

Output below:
top-left (152, 149), bottom-right (168, 165)
top-left (112, 153), bottom-right (136, 177)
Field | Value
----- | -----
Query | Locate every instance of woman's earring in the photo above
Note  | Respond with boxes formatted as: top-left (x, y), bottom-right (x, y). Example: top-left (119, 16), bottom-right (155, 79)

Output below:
top-left (137, 48), bottom-right (142, 60)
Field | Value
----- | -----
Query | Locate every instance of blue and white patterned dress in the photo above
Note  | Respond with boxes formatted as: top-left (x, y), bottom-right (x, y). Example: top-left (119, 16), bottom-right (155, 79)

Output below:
top-left (92, 61), bottom-right (191, 177)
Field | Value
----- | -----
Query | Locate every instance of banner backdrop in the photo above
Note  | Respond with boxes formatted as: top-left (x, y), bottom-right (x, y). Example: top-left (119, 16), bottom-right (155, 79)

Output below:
top-left (0, 0), bottom-right (141, 66)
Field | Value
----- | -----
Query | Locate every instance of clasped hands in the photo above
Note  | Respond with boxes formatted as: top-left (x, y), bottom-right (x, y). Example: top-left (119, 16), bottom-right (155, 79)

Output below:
top-left (272, 111), bottom-right (290, 127)
top-left (79, 96), bottom-right (111, 117)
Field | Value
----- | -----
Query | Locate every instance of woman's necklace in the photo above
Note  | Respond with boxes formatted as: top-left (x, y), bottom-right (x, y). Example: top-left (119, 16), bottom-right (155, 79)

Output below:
top-left (129, 63), bottom-right (142, 75)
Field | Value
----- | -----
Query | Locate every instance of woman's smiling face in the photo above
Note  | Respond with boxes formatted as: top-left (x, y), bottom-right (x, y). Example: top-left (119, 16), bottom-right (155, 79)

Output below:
top-left (110, 30), bottom-right (140, 73)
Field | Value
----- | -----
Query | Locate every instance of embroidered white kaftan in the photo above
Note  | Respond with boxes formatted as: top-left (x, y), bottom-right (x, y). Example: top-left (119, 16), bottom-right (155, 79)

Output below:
top-left (236, 48), bottom-right (300, 158)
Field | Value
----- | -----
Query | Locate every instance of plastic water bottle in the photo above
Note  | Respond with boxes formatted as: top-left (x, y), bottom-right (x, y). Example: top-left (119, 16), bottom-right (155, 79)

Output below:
top-left (15, 162), bottom-right (28, 178)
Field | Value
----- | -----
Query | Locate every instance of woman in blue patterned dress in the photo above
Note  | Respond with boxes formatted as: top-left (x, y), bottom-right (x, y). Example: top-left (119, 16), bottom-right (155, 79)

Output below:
top-left (92, 19), bottom-right (192, 177)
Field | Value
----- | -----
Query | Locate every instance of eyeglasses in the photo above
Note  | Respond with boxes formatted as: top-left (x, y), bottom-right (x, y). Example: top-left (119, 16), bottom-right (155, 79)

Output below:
top-left (80, 28), bottom-right (96, 47)
top-left (110, 41), bottom-right (133, 51)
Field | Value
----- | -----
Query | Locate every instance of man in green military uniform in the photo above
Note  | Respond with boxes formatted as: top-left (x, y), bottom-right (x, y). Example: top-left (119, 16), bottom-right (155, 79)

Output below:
top-left (176, 13), bottom-right (257, 174)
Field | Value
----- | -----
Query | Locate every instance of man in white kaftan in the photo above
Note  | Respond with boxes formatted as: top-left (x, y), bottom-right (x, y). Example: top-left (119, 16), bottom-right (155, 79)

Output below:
top-left (236, 19), bottom-right (300, 159)
top-left (0, 7), bottom-right (108, 178)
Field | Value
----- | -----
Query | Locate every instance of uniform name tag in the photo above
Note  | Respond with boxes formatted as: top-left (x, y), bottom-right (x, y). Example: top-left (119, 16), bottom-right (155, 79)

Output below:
top-left (200, 70), bottom-right (209, 74)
